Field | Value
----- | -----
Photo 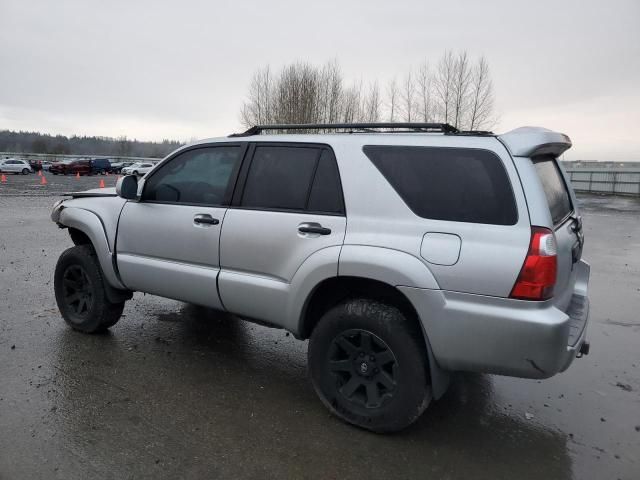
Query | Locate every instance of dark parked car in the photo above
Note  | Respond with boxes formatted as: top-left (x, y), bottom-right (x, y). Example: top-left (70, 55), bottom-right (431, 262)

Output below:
top-left (50, 158), bottom-right (112, 175)
top-left (49, 159), bottom-right (74, 175)
top-left (29, 159), bottom-right (43, 171)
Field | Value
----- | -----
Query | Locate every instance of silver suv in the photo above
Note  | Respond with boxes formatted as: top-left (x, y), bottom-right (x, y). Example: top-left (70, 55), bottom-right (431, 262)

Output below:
top-left (51, 123), bottom-right (590, 432)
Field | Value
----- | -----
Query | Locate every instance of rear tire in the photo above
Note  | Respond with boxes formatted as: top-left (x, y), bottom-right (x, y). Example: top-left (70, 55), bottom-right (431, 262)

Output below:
top-left (308, 298), bottom-right (431, 432)
top-left (54, 245), bottom-right (125, 333)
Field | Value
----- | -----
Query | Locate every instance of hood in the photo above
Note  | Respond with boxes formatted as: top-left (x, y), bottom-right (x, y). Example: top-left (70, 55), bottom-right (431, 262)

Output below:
top-left (66, 187), bottom-right (118, 198)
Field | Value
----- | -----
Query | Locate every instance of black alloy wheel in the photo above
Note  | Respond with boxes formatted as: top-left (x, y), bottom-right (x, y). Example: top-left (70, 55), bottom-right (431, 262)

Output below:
top-left (328, 329), bottom-right (398, 409)
top-left (308, 299), bottom-right (431, 432)
top-left (61, 265), bottom-right (94, 320)
top-left (54, 245), bottom-right (126, 333)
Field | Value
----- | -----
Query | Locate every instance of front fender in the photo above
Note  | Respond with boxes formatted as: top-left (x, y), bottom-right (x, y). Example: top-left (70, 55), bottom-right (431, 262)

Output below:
top-left (58, 207), bottom-right (126, 290)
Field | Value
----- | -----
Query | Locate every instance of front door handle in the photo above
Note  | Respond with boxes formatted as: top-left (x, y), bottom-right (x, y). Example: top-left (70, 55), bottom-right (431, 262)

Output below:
top-left (194, 214), bottom-right (219, 226)
top-left (298, 223), bottom-right (331, 235)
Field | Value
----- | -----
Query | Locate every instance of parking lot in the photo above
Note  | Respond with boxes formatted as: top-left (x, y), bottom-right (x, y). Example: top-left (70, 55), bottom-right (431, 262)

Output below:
top-left (0, 174), bottom-right (638, 479)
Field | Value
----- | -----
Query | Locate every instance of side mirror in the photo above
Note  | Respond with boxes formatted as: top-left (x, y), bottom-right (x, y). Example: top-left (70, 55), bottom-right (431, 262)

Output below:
top-left (116, 175), bottom-right (139, 200)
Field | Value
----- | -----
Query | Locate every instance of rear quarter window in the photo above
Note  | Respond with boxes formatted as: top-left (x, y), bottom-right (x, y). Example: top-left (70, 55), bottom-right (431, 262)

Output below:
top-left (531, 156), bottom-right (573, 225)
top-left (363, 146), bottom-right (518, 225)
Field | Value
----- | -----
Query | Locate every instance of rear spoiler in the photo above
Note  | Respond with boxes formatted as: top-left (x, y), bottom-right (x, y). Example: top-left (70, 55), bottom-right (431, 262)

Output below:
top-left (498, 127), bottom-right (572, 157)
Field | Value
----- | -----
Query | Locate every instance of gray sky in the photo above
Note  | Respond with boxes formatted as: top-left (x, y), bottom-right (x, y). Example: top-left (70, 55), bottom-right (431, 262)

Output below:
top-left (1, 0), bottom-right (639, 160)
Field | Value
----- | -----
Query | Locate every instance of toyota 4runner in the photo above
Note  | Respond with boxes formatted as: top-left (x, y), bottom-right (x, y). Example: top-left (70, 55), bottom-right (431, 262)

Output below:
top-left (51, 123), bottom-right (590, 432)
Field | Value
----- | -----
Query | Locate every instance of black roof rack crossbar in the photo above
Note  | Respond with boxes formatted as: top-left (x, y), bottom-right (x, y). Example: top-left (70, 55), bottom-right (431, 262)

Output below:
top-left (229, 122), bottom-right (460, 137)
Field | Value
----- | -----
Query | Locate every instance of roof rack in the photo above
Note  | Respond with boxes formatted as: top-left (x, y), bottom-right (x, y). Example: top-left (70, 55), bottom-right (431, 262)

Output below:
top-left (229, 122), bottom-right (460, 137)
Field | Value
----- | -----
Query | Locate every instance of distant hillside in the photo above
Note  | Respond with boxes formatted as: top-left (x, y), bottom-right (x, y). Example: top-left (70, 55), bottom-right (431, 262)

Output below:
top-left (0, 130), bottom-right (183, 158)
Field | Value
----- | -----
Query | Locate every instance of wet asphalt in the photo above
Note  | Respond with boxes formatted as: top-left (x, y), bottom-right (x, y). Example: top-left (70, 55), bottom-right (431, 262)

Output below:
top-left (0, 173), bottom-right (639, 479)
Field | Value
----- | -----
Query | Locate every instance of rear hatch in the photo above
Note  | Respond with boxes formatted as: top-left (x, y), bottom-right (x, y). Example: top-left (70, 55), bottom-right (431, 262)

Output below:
top-left (531, 155), bottom-right (584, 311)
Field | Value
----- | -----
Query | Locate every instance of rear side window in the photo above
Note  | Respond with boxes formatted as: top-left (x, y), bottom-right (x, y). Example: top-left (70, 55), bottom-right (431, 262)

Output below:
top-left (363, 146), bottom-right (517, 225)
top-left (532, 157), bottom-right (573, 225)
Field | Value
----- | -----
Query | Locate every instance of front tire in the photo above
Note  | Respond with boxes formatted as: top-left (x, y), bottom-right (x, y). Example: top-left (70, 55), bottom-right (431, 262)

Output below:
top-left (54, 245), bottom-right (125, 333)
top-left (308, 299), bottom-right (431, 432)
top-left (132, 170), bottom-right (139, 176)
top-left (22, 168), bottom-right (29, 175)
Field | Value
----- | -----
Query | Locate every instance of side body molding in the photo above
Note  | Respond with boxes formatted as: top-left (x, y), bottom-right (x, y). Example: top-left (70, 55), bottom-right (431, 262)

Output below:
top-left (338, 245), bottom-right (440, 289)
top-left (58, 207), bottom-right (126, 290)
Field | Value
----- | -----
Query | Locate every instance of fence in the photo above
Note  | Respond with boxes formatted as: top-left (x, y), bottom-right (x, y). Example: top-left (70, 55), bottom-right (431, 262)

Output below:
top-left (565, 167), bottom-right (640, 196)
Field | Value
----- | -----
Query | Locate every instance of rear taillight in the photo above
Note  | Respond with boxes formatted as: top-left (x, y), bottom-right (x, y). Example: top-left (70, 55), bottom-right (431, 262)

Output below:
top-left (510, 227), bottom-right (557, 301)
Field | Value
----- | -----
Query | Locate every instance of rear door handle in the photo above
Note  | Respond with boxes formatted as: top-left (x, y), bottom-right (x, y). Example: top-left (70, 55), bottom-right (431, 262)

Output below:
top-left (298, 223), bottom-right (331, 235)
top-left (194, 214), bottom-right (219, 226)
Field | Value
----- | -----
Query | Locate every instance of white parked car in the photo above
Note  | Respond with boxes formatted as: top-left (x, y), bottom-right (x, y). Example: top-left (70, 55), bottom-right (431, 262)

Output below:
top-left (121, 162), bottom-right (155, 176)
top-left (0, 158), bottom-right (33, 174)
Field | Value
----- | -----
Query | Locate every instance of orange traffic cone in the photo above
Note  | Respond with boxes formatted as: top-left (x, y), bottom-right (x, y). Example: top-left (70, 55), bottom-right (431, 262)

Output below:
top-left (76, 172), bottom-right (80, 179)
top-left (99, 179), bottom-right (105, 188)
top-left (40, 175), bottom-right (47, 185)
top-left (1, 174), bottom-right (6, 183)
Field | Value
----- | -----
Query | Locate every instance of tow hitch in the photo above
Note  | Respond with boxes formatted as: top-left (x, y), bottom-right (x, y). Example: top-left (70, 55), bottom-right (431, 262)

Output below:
top-left (577, 340), bottom-right (590, 358)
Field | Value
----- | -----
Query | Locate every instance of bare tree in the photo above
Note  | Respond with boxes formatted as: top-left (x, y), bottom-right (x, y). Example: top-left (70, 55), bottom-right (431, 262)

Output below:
top-left (434, 50), bottom-right (455, 124)
top-left (342, 80), bottom-right (364, 123)
top-left (386, 77), bottom-right (398, 122)
top-left (239, 54), bottom-right (498, 131)
top-left (362, 81), bottom-right (381, 122)
top-left (399, 71), bottom-right (416, 122)
top-left (416, 61), bottom-right (434, 122)
top-left (467, 56), bottom-right (495, 130)
top-left (240, 66), bottom-right (273, 127)
top-left (451, 51), bottom-right (472, 129)
top-left (318, 60), bottom-right (343, 125)
top-left (241, 60), bottom-right (351, 129)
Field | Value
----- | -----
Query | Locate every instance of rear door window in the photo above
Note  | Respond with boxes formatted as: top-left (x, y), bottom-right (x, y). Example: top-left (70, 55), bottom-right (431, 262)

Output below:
top-left (241, 146), bottom-right (319, 211)
top-left (363, 146), bottom-right (517, 225)
top-left (531, 156), bottom-right (573, 225)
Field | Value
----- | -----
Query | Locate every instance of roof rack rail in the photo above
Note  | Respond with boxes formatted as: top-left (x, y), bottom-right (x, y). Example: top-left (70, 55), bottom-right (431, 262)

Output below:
top-left (229, 122), bottom-right (460, 137)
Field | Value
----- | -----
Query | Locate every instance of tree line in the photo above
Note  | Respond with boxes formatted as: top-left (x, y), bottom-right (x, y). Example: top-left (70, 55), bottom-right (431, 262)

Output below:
top-left (240, 51), bottom-right (496, 131)
top-left (0, 130), bottom-right (183, 158)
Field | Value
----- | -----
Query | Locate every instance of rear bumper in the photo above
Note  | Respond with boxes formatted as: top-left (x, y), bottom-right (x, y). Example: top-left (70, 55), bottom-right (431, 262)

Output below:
top-left (399, 260), bottom-right (591, 379)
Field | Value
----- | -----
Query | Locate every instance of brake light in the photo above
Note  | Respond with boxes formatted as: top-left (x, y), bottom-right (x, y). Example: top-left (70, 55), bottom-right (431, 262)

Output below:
top-left (510, 227), bottom-right (557, 301)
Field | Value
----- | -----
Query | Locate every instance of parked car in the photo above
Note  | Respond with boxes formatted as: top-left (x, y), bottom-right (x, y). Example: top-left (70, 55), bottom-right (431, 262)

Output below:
top-left (87, 158), bottom-right (112, 175)
top-left (50, 158), bottom-right (112, 176)
top-left (121, 162), bottom-right (155, 176)
top-left (50, 123), bottom-right (590, 432)
top-left (50, 159), bottom-right (75, 175)
top-left (29, 159), bottom-right (43, 171)
top-left (109, 161), bottom-right (135, 174)
top-left (0, 158), bottom-right (33, 174)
